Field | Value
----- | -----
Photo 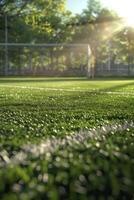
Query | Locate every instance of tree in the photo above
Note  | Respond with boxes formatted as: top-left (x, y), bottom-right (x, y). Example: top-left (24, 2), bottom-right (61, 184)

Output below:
top-left (70, 0), bottom-right (107, 76)
top-left (0, 0), bottom-right (30, 15)
top-left (0, 0), bottom-right (75, 75)
top-left (71, 0), bottom-right (125, 76)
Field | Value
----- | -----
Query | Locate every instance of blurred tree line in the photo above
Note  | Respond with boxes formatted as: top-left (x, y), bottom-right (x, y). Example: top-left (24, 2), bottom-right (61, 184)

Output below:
top-left (0, 0), bottom-right (134, 76)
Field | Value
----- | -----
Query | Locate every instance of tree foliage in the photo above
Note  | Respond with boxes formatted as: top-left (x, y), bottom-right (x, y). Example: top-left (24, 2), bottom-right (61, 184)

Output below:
top-left (1, 0), bottom-right (134, 74)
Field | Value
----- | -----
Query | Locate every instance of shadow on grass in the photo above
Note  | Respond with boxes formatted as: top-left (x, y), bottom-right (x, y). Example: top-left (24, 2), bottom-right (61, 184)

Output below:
top-left (0, 77), bottom-right (87, 84)
top-left (99, 81), bottom-right (134, 92)
top-left (0, 77), bottom-right (133, 84)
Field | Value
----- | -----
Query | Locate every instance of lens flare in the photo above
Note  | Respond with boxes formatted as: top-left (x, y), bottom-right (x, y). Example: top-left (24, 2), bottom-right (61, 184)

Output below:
top-left (101, 0), bottom-right (134, 28)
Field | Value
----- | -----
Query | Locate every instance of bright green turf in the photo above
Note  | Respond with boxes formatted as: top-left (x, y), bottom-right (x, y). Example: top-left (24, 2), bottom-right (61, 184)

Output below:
top-left (0, 78), bottom-right (134, 200)
top-left (0, 77), bottom-right (134, 91)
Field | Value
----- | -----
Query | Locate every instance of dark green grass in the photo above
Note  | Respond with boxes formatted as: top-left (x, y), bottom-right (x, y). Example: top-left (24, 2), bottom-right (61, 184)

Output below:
top-left (0, 78), bottom-right (134, 200)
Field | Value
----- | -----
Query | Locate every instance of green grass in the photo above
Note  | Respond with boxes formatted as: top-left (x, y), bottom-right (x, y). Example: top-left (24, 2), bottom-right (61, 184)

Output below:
top-left (0, 78), bottom-right (134, 200)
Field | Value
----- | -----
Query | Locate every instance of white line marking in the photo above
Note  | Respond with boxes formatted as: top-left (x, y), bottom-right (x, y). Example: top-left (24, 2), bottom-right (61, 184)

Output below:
top-left (0, 84), bottom-right (134, 95)
top-left (0, 85), bottom-right (81, 92)
top-left (0, 121), bottom-right (134, 167)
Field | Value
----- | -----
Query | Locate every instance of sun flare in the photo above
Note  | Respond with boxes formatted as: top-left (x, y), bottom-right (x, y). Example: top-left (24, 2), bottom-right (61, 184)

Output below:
top-left (125, 14), bottom-right (134, 27)
top-left (101, 0), bottom-right (134, 27)
top-left (116, 2), bottom-right (134, 27)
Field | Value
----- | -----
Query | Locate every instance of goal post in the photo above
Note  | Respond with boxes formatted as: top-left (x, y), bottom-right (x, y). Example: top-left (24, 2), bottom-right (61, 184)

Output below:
top-left (0, 43), bottom-right (91, 77)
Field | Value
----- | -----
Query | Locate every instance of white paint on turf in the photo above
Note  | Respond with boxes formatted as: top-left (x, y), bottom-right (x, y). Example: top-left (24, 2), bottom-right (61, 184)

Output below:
top-left (0, 84), bottom-right (134, 95)
top-left (0, 121), bottom-right (134, 167)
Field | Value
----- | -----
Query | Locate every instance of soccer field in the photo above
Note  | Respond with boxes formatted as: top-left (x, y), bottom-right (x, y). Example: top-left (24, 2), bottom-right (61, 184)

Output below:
top-left (0, 78), bottom-right (134, 200)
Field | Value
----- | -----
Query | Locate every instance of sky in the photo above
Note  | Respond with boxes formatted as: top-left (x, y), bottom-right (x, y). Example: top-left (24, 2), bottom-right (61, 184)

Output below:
top-left (66, 0), bottom-right (88, 14)
top-left (66, 0), bottom-right (133, 18)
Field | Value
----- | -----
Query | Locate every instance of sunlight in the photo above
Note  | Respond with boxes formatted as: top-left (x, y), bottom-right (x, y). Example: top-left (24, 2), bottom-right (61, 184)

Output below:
top-left (120, 3), bottom-right (134, 27)
top-left (101, 0), bottom-right (134, 27)
top-left (101, 22), bottom-right (125, 41)
top-left (125, 14), bottom-right (134, 27)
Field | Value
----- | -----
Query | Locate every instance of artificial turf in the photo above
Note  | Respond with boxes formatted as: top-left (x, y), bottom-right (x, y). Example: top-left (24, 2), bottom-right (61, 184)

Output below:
top-left (0, 78), bottom-right (134, 200)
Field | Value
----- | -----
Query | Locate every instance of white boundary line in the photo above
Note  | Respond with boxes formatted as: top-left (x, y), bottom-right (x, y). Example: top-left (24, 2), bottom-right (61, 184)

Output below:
top-left (0, 121), bottom-right (134, 167)
top-left (0, 84), bottom-right (134, 95)
top-left (0, 84), bottom-right (78, 92)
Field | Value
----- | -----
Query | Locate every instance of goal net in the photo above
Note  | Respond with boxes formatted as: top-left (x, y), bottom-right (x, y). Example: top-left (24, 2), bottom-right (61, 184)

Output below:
top-left (0, 43), bottom-right (91, 77)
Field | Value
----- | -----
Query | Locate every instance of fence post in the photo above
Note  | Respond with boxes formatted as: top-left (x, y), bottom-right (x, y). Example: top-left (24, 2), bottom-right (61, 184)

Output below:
top-left (87, 44), bottom-right (91, 78)
top-left (5, 14), bottom-right (8, 76)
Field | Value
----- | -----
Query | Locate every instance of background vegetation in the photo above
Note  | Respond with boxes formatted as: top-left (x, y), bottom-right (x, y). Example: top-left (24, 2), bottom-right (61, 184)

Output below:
top-left (0, 0), bottom-right (134, 76)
